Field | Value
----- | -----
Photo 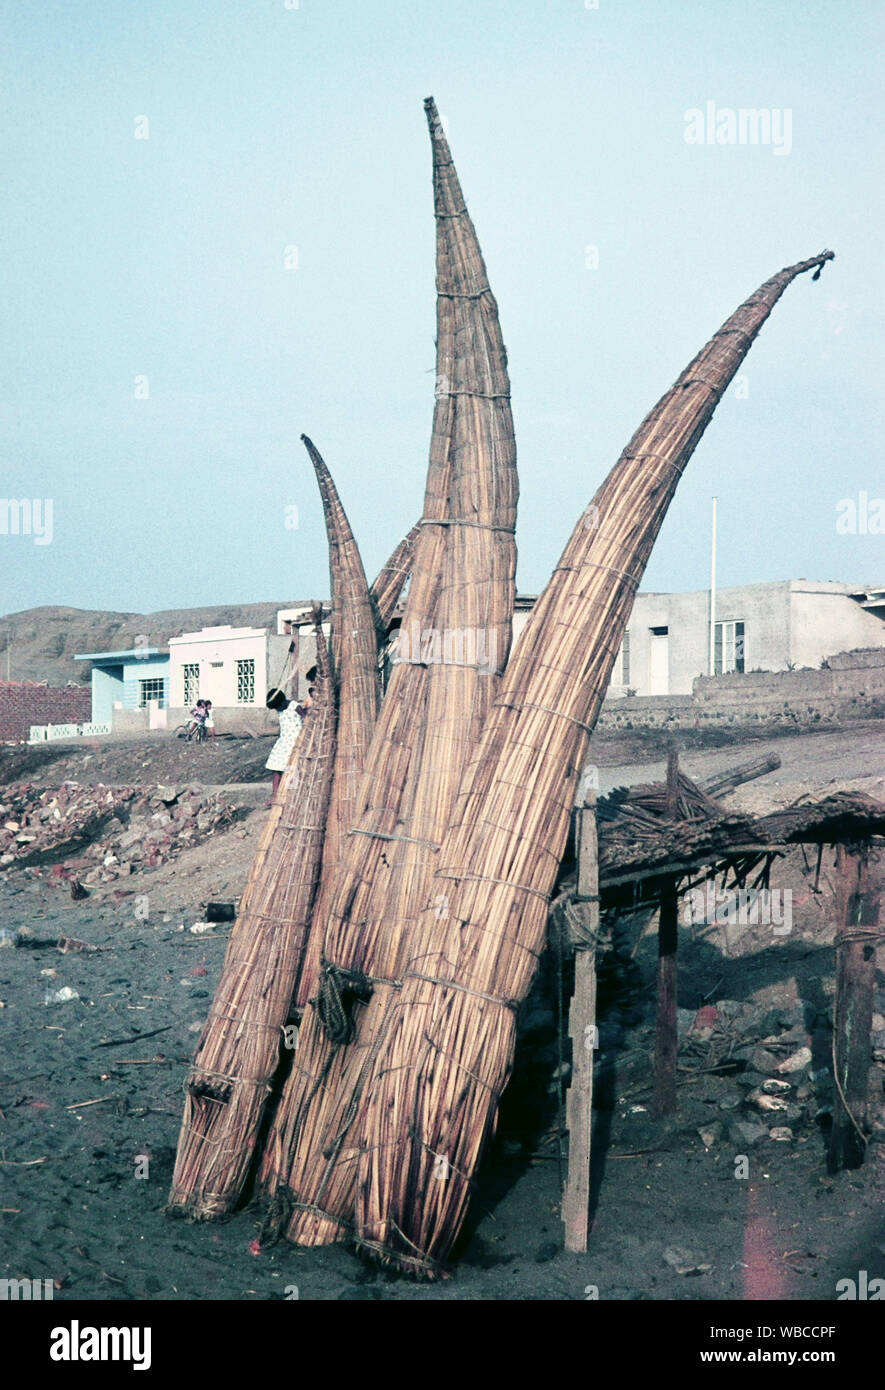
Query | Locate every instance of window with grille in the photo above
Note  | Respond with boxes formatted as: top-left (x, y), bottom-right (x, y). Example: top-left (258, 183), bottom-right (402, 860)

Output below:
top-left (236, 658), bottom-right (255, 704)
top-left (714, 620), bottom-right (745, 675)
top-left (139, 678), bottom-right (166, 707)
top-left (183, 663), bottom-right (200, 705)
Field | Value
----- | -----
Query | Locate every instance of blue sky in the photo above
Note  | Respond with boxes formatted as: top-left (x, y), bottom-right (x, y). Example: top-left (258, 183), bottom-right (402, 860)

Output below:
top-left (1, 0), bottom-right (882, 615)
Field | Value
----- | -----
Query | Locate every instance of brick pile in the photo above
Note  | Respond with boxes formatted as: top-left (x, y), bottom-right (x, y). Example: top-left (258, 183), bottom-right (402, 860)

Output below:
top-left (0, 782), bottom-right (239, 884)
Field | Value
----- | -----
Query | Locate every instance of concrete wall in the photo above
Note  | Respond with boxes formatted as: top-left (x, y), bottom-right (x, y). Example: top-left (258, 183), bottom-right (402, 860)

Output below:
top-left (605, 581), bottom-right (884, 698)
top-left (789, 584), bottom-right (885, 668)
top-left (598, 694), bottom-right (695, 732)
top-left (0, 681), bottom-right (92, 743)
top-left (111, 704), bottom-right (281, 738)
top-left (285, 622), bottom-right (331, 700)
top-left (618, 593), bottom-right (676, 695)
top-left (624, 581), bottom-right (793, 696)
top-left (266, 633), bottom-right (297, 697)
top-left (828, 647), bottom-right (885, 701)
top-left (511, 608), bottom-right (532, 648)
top-left (597, 646), bottom-right (885, 731)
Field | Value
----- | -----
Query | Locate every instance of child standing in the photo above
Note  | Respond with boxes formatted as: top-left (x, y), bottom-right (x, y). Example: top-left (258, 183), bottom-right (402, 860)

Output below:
top-left (265, 691), bottom-right (303, 802)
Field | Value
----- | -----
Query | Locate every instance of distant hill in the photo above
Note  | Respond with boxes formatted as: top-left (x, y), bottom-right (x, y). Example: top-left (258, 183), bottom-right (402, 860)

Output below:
top-left (0, 603), bottom-right (312, 686)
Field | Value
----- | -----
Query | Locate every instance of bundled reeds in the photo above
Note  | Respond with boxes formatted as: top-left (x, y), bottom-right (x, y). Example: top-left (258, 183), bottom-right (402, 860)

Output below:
top-left (369, 522), bottom-right (420, 633)
top-left (258, 96), bottom-right (518, 1243)
top-left (353, 250), bottom-right (834, 1274)
top-left (295, 436), bottom-right (381, 1007)
top-left (167, 609), bottom-right (335, 1219)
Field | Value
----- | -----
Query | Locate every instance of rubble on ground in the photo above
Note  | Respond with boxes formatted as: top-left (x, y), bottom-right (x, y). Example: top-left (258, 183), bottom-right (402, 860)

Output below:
top-left (593, 983), bottom-right (885, 1153)
top-left (0, 781), bottom-right (241, 885)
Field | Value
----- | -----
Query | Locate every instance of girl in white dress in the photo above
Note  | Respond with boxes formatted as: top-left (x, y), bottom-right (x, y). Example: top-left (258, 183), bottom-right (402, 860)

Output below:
top-left (264, 665), bottom-right (316, 802)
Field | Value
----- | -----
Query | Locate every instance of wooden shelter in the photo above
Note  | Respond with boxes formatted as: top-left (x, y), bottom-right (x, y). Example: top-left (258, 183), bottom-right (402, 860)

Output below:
top-left (557, 768), bottom-right (885, 1250)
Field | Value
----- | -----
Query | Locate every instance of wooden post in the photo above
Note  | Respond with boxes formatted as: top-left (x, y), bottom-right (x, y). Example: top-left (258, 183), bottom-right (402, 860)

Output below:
top-left (652, 748), bottom-right (681, 1119)
top-left (562, 792), bottom-right (599, 1253)
top-left (829, 843), bottom-right (879, 1173)
top-left (652, 880), bottom-right (680, 1118)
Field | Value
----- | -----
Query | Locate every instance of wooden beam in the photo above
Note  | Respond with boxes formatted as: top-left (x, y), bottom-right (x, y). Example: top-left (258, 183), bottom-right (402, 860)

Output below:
top-left (562, 795), bottom-right (599, 1253)
top-left (829, 843), bottom-right (880, 1173)
top-left (652, 749), bottom-right (681, 1119)
top-left (700, 752), bottom-right (781, 799)
top-left (666, 746), bottom-right (679, 818)
top-left (599, 848), bottom-right (787, 892)
top-left (652, 878), bottom-right (680, 1118)
top-left (574, 791), bottom-right (600, 911)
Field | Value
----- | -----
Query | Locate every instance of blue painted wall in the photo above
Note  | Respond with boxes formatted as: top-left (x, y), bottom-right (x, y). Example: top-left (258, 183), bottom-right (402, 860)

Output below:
top-left (121, 657), bottom-right (170, 710)
top-left (91, 665), bottom-right (124, 723)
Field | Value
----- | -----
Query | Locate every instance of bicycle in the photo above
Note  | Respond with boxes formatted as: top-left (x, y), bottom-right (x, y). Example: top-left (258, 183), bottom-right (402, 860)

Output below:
top-left (172, 720), bottom-right (207, 743)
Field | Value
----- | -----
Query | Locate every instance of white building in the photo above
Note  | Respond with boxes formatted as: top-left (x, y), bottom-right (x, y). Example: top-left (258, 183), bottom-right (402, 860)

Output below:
top-left (605, 580), bottom-right (885, 697)
top-left (168, 625), bottom-right (270, 710)
top-left (511, 581), bottom-right (885, 698)
top-left (99, 623), bottom-right (298, 735)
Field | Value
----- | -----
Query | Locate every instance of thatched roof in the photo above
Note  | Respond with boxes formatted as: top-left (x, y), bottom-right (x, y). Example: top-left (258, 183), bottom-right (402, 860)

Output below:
top-left (595, 780), bottom-right (885, 896)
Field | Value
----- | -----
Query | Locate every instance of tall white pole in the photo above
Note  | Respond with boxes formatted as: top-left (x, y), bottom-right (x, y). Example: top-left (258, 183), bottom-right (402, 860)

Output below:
top-left (709, 496), bottom-right (717, 676)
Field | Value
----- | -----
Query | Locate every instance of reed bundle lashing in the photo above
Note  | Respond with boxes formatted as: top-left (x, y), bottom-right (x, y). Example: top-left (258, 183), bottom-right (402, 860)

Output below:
top-left (167, 610), bottom-right (335, 1219)
top-left (258, 95), bottom-right (518, 1244)
top-left (353, 249), bottom-right (834, 1276)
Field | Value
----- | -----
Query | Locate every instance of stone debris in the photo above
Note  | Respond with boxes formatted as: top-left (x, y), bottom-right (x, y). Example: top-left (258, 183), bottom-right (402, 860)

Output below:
top-left (663, 1246), bottom-right (713, 1275)
top-left (749, 1045), bottom-right (785, 1073)
top-left (57, 936), bottom-right (98, 954)
top-left (747, 1088), bottom-right (791, 1113)
top-left (44, 985), bottom-right (79, 1005)
top-left (728, 1119), bottom-right (768, 1145)
top-left (0, 781), bottom-right (240, 885)
top-left (776, 1045), bottom-right (813, 1074)
top-left (592, 966), bottom-right (885, 1161)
